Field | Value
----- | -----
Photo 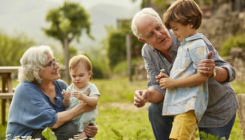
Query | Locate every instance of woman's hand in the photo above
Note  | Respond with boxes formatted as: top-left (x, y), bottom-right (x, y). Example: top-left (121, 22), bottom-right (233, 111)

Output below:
top-left (83, 123), bottom-right (98, 137)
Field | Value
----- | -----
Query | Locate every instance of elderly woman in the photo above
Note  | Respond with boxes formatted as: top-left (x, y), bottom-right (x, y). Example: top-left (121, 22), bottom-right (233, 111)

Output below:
top-left (6, 45), bottom-right (98, 140)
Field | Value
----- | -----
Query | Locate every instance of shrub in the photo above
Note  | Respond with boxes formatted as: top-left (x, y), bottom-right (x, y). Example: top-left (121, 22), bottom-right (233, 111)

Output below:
top-left (220, 34), bottom-right (245, 56)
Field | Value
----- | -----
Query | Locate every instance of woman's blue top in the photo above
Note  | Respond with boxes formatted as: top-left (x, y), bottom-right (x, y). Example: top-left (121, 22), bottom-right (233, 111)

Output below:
top-left (6, 80), bottom-right (67, 139)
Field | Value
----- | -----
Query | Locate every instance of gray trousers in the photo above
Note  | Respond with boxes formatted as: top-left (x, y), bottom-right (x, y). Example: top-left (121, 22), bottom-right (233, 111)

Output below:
top-left (31, 122), bottom-right (78, 140)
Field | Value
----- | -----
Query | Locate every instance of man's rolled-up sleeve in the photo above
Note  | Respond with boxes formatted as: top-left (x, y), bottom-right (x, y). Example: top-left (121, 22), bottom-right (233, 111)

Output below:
top-left (142, 45), bottom-right (166, 96)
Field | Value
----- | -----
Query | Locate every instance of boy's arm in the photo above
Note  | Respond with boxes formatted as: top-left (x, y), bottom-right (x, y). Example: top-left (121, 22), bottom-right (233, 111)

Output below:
top-left (160, 72), bottom-right (208, 89)
top-left (73, 92), bottom-right (99, 107)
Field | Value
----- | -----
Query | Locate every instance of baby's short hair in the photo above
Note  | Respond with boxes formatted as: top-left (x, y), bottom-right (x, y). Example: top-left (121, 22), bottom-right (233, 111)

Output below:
top-left (69, 55), bottom-right (92, 80)
top-left (163, 0), bottom-right (203, 29)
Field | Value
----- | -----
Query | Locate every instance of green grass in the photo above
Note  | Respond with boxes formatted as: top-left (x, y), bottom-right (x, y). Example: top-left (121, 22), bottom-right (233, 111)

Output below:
top-left (0, 78), bottom-right (244, 139)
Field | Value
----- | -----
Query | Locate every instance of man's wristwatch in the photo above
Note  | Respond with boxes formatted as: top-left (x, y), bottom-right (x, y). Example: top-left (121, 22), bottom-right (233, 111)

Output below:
top-left (211, 68), bottom-right (216, 78)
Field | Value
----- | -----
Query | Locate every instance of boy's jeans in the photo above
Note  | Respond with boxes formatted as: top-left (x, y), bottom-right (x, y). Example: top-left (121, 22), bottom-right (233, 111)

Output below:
top-left (148, 101), bottom-right (236, 140)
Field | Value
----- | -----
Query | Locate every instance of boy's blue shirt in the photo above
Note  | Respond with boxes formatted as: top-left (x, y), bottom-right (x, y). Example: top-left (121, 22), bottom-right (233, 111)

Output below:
top-left (162, 33), bottom-right (209, 122)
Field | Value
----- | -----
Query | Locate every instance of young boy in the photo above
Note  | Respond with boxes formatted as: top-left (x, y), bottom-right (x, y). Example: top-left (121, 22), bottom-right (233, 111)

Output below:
top-left (158, 0), bottom-right (209, 139)
top-left (62, 55), bottom-right (100, 139)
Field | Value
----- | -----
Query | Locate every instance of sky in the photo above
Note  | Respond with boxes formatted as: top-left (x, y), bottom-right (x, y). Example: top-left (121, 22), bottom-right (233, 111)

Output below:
top-left (0, 0), bottom-right (141, 52)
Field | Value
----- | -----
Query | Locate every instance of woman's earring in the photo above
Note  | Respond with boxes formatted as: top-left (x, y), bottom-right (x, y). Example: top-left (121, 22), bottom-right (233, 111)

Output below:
top-left (38, 79), bottom-right (42, 84)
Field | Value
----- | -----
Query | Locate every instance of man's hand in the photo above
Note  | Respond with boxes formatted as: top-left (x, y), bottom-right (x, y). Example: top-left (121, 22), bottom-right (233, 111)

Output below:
top-left (134, 90), bottom-right (147, 108)
top-left (83, 123), bottom-right (98, 138)
top-left (197, 51), bottom-right (215, 77)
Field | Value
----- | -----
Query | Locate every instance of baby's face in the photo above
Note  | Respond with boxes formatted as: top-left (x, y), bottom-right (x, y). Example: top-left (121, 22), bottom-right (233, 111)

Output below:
top-left (70, 64), bottom-right (91, 90)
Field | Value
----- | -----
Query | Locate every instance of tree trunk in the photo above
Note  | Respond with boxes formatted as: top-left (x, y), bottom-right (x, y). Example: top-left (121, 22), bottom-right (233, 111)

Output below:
top-left (64, 37), bottom-right (70, 84)
top-left (126, 34), bottom-right (132, 81)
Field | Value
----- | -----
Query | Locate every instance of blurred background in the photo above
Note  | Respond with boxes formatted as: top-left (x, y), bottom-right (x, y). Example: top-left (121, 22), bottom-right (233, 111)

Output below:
top-left (0, 0), bottom-right (245, 139)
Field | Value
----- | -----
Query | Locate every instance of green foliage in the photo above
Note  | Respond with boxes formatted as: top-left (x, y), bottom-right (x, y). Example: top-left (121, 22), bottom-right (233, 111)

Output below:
top-left (112, 128), bottom-right (146, 140)
top-left (106, 27), bottom-right (143, 69)
top-left (112, 128), bottom-right (124, 140)
top-left (220, 34), bottom-right (245, 56)
top-left (42, 127), bottom-right (57, 140)
top-left (83, 52), bottom-right (110, 79)
top-left (43, 1), bottom-right (93, 45)
top-left (107, 30), bottom-right (127, 68)
top-left (112, 58), bottom-right (144, 76)
top-left (0, 32), bottom-right (35, 66)
top-left (199, 131), bottom-right (219, 140)
top-left (231, 81), bottom-right (245, 94)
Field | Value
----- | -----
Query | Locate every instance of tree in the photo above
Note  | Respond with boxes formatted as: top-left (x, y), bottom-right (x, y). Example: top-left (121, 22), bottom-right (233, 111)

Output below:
top-left (42, 2), bottom-right (93, 83)
top-left (0, 32), bottom-right (35, 66)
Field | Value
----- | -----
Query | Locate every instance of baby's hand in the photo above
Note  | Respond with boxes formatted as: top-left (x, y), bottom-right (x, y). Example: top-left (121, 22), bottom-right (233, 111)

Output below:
top-left (72, 91), bottom-right (83, 100)
top-left (62, 90), bottom-right (71, 101)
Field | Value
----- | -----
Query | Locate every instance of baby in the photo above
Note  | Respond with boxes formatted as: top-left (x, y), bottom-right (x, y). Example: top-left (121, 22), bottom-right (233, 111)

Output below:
top-left (62, 55), bottom-right (100, 139)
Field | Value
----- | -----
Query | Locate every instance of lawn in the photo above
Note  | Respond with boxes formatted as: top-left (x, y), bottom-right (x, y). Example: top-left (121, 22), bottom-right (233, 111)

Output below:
top-left (0, 78), bottom-right (244, 139)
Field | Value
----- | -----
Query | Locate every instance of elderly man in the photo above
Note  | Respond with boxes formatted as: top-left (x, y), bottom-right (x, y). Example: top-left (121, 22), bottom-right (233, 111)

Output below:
top-left (131, 8), bottom-right (238, 140)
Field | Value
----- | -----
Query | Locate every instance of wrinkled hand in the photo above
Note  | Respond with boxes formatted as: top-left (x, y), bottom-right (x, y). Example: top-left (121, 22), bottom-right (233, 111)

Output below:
top-left (197, 51), bottom-right (215, 77)
top-left (159, 78), bottom-right (175, 89)
top-left (156, 73), bottom-right (169, 83)
top-left (134, 90), bottom-right (147, 108)
top-left (84, 123), bottom-right (98, 138)
top-left (62, 91), bottom-right (71, 101)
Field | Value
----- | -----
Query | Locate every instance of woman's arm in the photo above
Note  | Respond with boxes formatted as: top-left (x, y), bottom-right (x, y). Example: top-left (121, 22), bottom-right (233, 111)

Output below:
top-left (159, 72), bottom-right (208, 89)
top-left (52, 101), bottom-right (96, 129)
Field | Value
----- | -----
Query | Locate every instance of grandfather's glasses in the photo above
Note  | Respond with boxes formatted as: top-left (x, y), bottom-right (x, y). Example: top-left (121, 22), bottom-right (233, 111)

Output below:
top-left (46, 59), bottom-right (59, 69)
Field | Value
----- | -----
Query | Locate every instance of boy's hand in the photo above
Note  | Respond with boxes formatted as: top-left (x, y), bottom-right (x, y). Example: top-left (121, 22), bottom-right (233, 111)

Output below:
top-left (156, 73), bottom-right (169, 83)
top-left (62, 90), bottom-right (71, 101)
top-left (159, 78), bottom-right (175, 89)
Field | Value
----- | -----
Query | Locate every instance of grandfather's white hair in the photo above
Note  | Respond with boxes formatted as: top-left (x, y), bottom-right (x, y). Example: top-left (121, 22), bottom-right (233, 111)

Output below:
top-left (18, 45), bottom-right (53, 82)
top-left (131, 7), bottom-right (162, 39)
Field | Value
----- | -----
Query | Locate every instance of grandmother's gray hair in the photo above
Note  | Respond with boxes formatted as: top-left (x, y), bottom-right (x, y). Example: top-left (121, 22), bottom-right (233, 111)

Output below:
top-left (18, 45), bottom-right (53, 82)
top-left (131, 8), bottom-right (162, 39)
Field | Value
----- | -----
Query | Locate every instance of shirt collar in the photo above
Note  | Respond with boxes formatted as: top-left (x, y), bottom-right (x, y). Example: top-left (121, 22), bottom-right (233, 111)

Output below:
top-left (181, 33), bottom-right (203, 45)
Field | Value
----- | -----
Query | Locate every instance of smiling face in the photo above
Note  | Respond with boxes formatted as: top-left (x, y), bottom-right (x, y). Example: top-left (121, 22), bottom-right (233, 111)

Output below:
top-left (70, 63), bottom-right (92, 90)
top-left (39, 53), bottom-right (60, 82)
top-left (170, 22), bottom-right (197, 42)
top-left (136, 14), bottom-right (172, 53)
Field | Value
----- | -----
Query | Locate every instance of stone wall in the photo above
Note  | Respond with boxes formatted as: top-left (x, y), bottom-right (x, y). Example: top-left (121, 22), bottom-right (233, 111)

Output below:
top-left (223, 48), bottom-right (245, 82)
top-left (134, 62), bottom-right (147, 81)
top-left (199, 3), bottom-right (244, 50)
